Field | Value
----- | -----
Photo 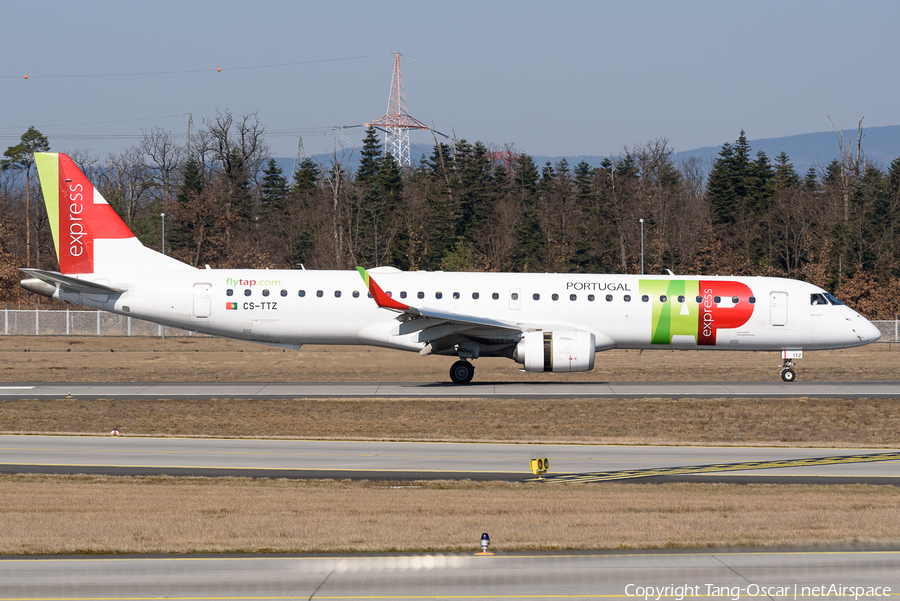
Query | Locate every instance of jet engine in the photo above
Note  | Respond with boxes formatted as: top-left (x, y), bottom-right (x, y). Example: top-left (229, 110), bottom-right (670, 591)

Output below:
top-left (514, 330), bottom-right (596, 373)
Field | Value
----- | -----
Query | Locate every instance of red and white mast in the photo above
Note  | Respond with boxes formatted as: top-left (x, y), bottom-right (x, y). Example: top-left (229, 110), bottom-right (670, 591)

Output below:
top-left (365, 52), bottom-right (429, 167)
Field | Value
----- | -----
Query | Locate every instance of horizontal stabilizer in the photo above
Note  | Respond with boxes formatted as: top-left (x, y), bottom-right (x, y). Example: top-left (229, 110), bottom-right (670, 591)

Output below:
top-left (18, 268), bottom-right (127, 295)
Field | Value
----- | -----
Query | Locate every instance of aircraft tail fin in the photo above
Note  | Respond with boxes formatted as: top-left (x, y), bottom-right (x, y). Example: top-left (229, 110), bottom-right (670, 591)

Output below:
top-left (33, 152), bottom-right (191, 275)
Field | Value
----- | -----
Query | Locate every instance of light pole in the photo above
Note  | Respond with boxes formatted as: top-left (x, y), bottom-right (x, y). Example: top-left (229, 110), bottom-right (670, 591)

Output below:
top-left (160, 213), bottom-right (166, 255)
top-left (639, 218), bottom-right (644, 275)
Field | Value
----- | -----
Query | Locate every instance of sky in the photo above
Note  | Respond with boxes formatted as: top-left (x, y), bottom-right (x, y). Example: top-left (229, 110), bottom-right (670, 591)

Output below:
top-left (3, 0), bottom-right (899, 162)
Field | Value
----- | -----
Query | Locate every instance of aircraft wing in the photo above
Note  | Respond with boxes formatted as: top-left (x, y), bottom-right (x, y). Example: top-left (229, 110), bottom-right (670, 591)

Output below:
top-left (19, 268), bottom-right (127, 295)
top-left (356, 266), bottom-right (524, 334)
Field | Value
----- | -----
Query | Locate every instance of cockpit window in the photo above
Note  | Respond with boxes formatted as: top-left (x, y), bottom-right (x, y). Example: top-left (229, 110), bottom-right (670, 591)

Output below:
top-left (823, 292), bottom-right (844, 306)
top-left (810, 293), bottom-right (829, 306)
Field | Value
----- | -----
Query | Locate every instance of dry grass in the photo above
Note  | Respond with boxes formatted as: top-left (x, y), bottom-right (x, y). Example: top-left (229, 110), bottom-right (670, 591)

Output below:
top-left (1, 336), bottom-right (898, 382)
top-left (3, 397), bottom-right (900, 447)
top-left (1, 474), bottom-right (898, 555)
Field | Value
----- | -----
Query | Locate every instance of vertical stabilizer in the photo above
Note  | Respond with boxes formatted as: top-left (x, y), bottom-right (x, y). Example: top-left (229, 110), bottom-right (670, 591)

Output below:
top-left (34, 152), bottom-right (192, 275)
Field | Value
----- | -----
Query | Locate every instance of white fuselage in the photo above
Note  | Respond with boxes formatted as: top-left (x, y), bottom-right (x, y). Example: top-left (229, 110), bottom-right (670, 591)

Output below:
top-left (58, 268), bottom-right (881, 354)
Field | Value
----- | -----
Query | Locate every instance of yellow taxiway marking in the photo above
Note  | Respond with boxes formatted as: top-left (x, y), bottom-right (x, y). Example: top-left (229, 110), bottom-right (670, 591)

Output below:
top-left (0, 462), bottom-right (517, 474)
top-left (535, 451), bottom-right (900, 483)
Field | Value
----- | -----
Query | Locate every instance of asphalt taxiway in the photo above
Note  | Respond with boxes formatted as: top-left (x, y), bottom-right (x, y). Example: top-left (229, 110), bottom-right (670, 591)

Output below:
top-left (1, 380), bottom-right (899, 399)
top-left (2, 435), bottom-right (898, 484)
top-left (1, 549), bottom-right (897, 599)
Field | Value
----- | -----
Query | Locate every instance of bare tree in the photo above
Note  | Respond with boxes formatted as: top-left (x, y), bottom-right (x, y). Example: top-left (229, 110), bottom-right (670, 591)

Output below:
top-left (141, 126), bottom-right (182, 208)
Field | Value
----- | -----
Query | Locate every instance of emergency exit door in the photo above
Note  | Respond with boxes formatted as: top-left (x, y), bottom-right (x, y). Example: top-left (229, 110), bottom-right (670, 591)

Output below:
top-left (193, 283), bottom-right (211, 318)
top-left (770, 291), bottom-right (788, 326)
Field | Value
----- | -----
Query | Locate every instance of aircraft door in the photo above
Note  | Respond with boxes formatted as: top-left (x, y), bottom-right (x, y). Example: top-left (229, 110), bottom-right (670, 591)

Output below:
top-left (509, 288), bottom-right (521, 310)
top-left (193, 283), bottom-right (212, 318)
top-left (770, 291), bottom-right (788, 326)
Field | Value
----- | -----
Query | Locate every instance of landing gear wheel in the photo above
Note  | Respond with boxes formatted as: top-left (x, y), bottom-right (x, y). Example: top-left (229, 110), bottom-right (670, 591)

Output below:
top-left (449, 360), bottom-right (475, 384)
top-left (781, 368), bottom-right (796, 382)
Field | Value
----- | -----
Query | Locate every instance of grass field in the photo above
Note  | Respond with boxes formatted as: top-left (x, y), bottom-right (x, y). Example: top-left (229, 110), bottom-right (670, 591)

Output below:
top-left (3, 397), bottom-right (900, 447)
top-left (1, 336), bottom-right (898, 554)
top-left (2, 475), bottom-right (898, 555)
top-left (1, 336), bottom-right (897, 382)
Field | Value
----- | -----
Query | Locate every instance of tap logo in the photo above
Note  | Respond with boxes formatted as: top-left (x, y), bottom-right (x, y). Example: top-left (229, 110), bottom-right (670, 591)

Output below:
top-left (640, 280), bottom-right (755, 346)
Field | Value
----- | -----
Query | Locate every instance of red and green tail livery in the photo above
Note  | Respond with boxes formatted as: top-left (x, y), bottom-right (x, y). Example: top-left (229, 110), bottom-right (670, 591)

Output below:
top-left (34, 152), bottom-right (135, 275)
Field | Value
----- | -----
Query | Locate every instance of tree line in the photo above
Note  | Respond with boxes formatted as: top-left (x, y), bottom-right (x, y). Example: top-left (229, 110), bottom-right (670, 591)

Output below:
top-left (2, 113), bottom-right (899, 317)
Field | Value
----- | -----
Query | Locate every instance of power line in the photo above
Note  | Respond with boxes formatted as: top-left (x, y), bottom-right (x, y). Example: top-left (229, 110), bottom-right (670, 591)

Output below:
top-left (399, 53), bottom-right (625, 149)
top-left (3, 54), bottom-right (387, 80)
top-left (0, 114), bottom-right (189, 131)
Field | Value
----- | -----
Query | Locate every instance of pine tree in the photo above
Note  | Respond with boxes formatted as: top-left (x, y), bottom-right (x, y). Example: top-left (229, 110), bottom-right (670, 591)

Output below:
top-left (706, 142), bottom-right (736, 224)
top-left (2, 126), bottom-right (50, 267)
top-left (292, 158), bottom-right (320, 195)
top-left (260, 158), bottom-right (289, 216)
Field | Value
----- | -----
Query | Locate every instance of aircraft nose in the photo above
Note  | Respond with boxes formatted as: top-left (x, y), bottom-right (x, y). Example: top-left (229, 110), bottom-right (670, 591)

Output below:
top-left (860, 319), bottom-right (882, 344)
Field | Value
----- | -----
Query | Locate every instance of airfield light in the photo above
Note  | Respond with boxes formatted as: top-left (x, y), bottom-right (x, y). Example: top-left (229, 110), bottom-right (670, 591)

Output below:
top-left (477, 532), bottom-right (492, 555)
top-left (530, 457), bottom-right (549, 478)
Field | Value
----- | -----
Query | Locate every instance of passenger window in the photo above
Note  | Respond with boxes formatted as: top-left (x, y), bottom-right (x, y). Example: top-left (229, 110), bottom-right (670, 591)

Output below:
top-left (280, 290), bottom-right (287, 297)
top-left (453, 292), bottom-right (460, 299)
top-left (660, 295), bottom-right (667, 302)
top-left (473, 292), bottom-right (480, 299)
top-left (262, 289), bottom-right (270, 297)
top-left (368, 292), bottom-right (372, 298)
top-left (298, 290), bottom-right (306, 297)
top-left (226, 289), bottom-right (234, 297)
top-left (533, 293), bottom-right (540, 300)
top-left (606, 294), bottom-right (613, 302)
top-left (732, 296), bottom-right (739, 304)
top-left (570, 294), bottom-right (577, 301)
top-left (624, 295), bottom-right (631, 302)
top-left (749, 296), bottom-right (756, 304)
top-left (417, 291), bottom-right (425, 299)
top-left (552, 294), bottom-right (559, 301)
top-left (641, 295), bottom-right (649, 302)
top-left (677, 295), bottom-right (685, 303)
top-left (511, 292), bottom-right (519, 300)
top-left (386, 291), bottom-right (393, 297)
top-left (696, 296), bottom-right (702, 303)
top-left (588, 294), bottom-right (595, 301)
top-left (492, 292), bottom-right (499, 300)
top-left (244, 289), bottom-right (251, 297)
top-left (316, 290), bottom-right (324, 298)
top-left (400, 291), bottom-right (407, 299)
top-left (335, 290), bottom-right (341, 298)
top-left (436, 292), bottom-right (443, 299)
top-left (353, 291), bottom-right (360, 298)
top-left (714, 296), bottom-right (721, 303)
top-left (810, 293), bottom-right (828, 306)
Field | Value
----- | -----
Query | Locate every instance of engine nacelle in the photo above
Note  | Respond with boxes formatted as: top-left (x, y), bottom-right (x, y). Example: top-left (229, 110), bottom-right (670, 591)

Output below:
top-left (515, 330), bottom-right (596, 373)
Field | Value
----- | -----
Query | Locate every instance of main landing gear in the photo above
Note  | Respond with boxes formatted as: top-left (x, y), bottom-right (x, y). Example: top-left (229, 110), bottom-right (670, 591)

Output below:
top-left (450, 360), bottom-right (475, 384)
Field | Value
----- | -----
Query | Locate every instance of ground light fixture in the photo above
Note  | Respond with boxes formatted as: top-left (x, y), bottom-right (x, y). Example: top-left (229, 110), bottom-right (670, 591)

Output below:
top-left (476, 532), bottom-right (493, 556)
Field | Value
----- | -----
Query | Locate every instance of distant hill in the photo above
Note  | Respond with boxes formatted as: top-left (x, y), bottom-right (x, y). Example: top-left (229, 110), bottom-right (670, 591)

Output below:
top-left (673, 125), bottom-right (900, 175)
top-left (272, 125), bottom-right (900, 181)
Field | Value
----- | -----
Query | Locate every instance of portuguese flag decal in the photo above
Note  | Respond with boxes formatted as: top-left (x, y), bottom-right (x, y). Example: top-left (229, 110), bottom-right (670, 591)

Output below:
top-left (226, 302), bottom-right (237, 310)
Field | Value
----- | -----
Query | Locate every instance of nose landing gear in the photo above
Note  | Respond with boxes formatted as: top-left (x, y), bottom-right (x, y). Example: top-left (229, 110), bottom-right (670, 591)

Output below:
top-left (780, 361), bottom-right (797, 382)
top-left (449, 360), bottom-right (475, 384)
top-left (779, 349), bottom-right (803, 382)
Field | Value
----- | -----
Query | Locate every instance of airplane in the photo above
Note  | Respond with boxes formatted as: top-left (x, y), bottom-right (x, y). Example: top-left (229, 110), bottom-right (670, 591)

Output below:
top-left (20, 152), bottom-right (882, 384)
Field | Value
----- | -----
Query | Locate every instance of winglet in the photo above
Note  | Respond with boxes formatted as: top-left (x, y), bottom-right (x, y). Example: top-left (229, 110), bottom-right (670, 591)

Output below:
top-left (356, 266), bottom-right (410, 311)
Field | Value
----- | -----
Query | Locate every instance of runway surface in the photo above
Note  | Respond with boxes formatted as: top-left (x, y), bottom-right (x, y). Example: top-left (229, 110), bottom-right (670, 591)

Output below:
top-left (1, 380), bottom-right (899, 399)
top-left (1, 549), bottom-right (897, 600)
top-left (2, 435), bottom-right (898, 484)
